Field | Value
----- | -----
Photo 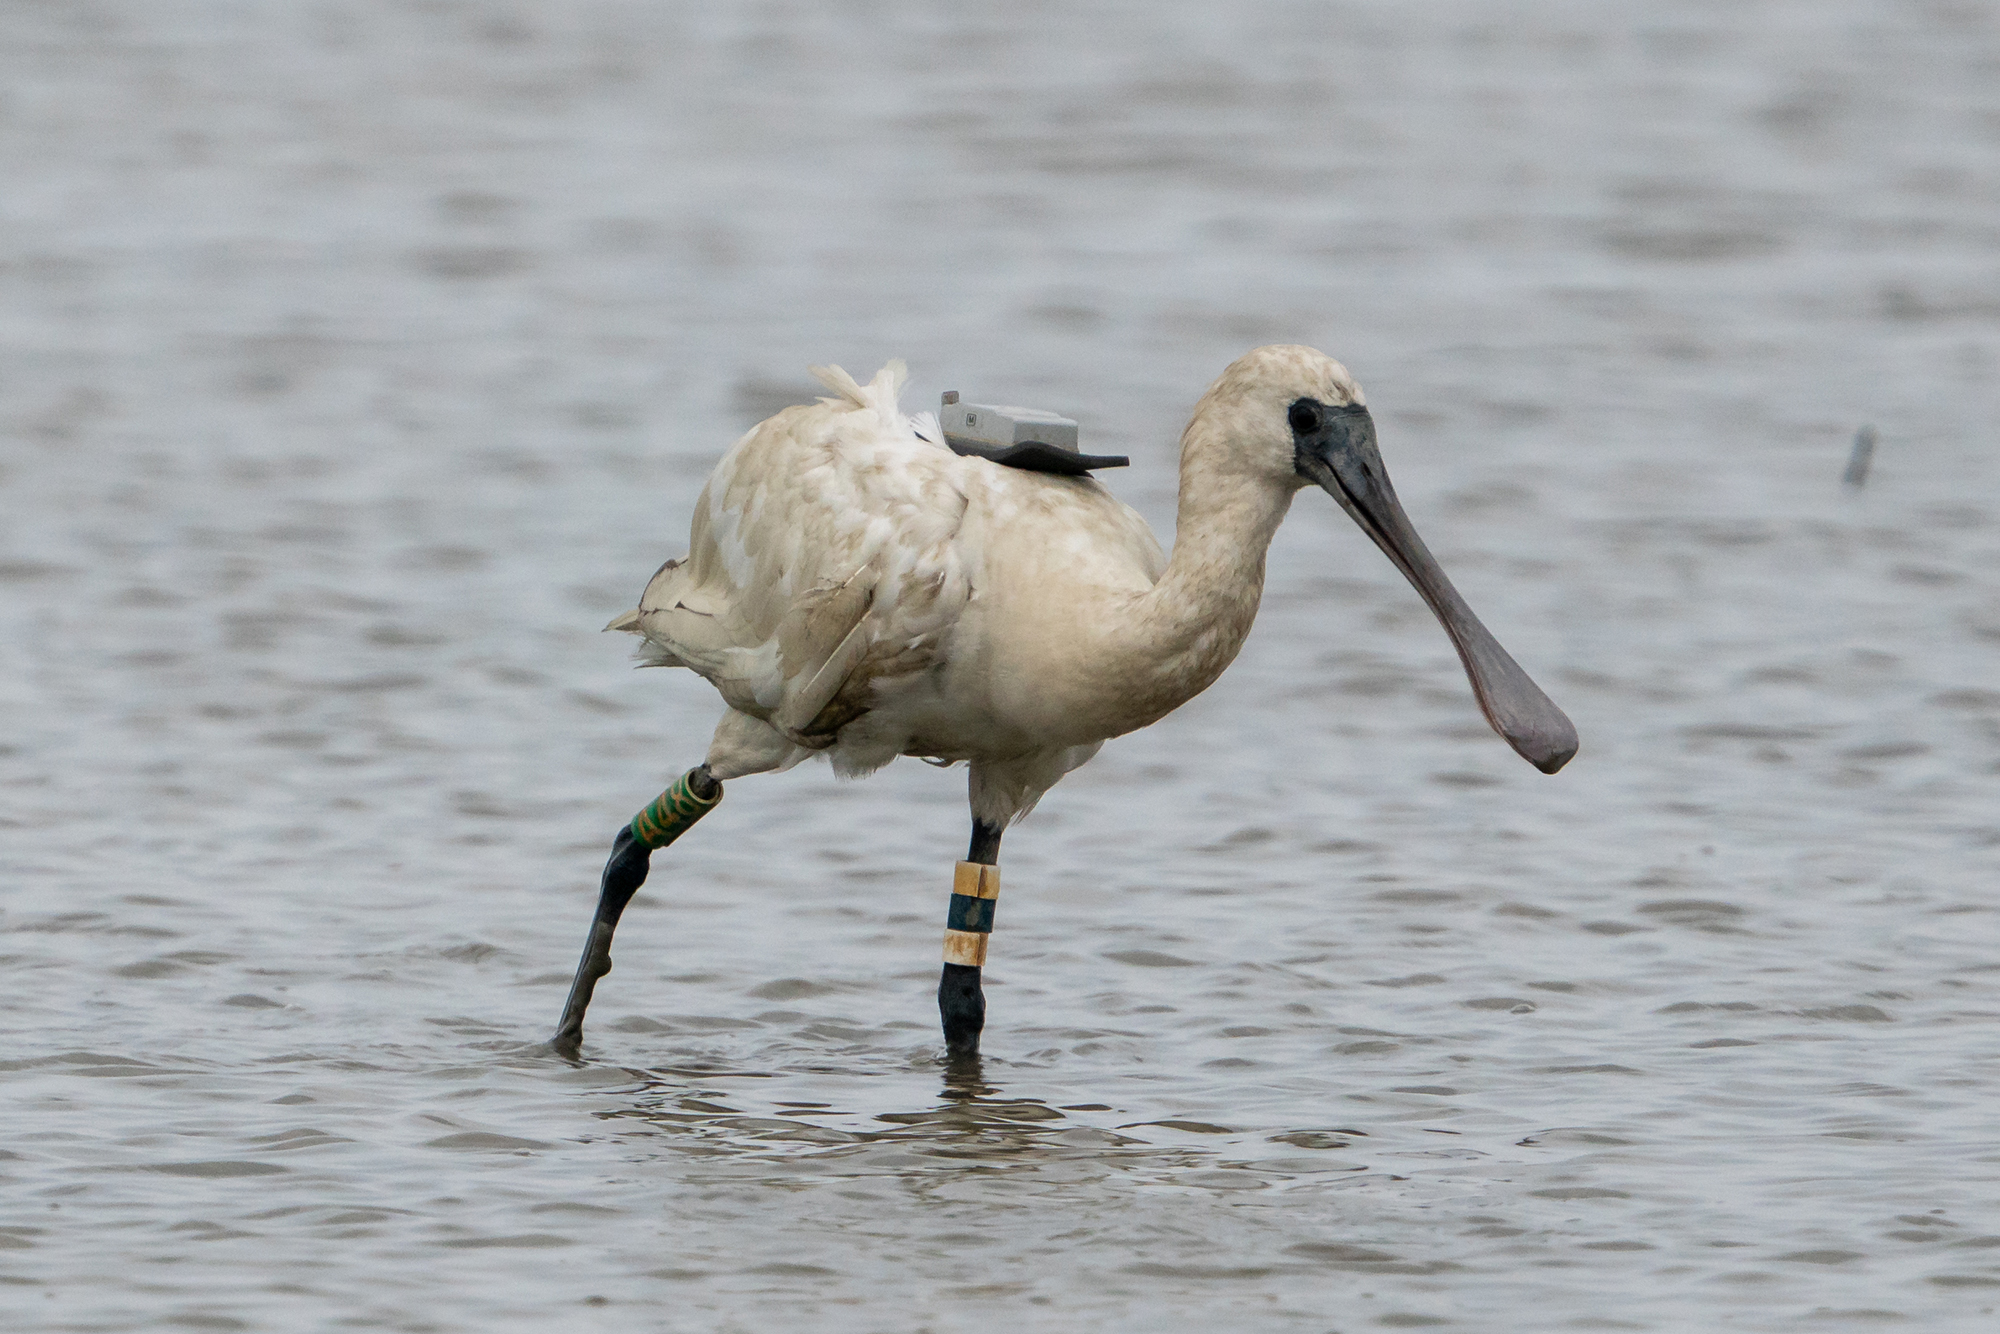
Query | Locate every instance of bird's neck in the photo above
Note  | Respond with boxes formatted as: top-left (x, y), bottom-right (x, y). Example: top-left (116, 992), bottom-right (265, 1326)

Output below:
top-left (1109, 440), bottom-right (1299, 732)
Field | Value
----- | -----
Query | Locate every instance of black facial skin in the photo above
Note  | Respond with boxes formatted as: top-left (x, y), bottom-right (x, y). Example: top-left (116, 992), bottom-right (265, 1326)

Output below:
top-left (1289, 398), bottom-right (1379, 488)
top-left (1288, 397), bottom-right (1578, 775)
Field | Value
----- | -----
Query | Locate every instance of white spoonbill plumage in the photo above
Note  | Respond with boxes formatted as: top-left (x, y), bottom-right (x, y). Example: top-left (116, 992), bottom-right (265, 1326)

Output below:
top-left (552, 344), bottom-right (1577, 1058)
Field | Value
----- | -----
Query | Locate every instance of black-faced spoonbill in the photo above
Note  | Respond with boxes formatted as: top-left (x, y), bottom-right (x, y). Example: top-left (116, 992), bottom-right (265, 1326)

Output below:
top-left (551, 345), bottom-right (1576, 1058)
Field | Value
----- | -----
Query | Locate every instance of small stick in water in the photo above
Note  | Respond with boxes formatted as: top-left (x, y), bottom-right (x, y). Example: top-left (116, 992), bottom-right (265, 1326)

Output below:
top-left (1843, 425), bottom-right (1877, 488)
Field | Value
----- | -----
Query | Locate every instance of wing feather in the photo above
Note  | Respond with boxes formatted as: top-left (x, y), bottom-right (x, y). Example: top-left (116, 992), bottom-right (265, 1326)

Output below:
top-left (626, 363), bottom-right (970, 740)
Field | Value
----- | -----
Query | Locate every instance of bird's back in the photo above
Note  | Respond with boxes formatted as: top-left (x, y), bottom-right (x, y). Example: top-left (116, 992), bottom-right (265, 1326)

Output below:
top-left (617, 361), bottom-right (1166, 772)
top-left (620, 361), bottom-right (968, 747)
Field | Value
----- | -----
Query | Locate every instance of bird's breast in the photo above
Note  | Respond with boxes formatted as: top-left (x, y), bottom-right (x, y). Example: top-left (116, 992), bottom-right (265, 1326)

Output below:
top-left (919, 472), bottom-right (1181, 752)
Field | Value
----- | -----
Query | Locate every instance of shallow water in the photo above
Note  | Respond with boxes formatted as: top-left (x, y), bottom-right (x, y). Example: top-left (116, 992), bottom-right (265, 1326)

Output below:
top-left (5, 1), bottom-right (2000, 1330)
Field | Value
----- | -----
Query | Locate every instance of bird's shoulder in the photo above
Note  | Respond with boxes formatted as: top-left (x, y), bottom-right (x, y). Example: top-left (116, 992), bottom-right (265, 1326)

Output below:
top-left (959, 460), bottom-right (1168, 587)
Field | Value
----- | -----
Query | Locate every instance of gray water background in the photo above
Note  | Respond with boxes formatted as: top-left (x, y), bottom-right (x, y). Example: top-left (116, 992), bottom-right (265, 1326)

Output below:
top-left (5, 1), bottom-right (2000, 1329)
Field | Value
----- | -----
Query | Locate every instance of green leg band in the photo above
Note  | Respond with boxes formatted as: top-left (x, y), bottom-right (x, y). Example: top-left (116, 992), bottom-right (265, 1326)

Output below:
top-left (629, 769), bottom-right (723, 849)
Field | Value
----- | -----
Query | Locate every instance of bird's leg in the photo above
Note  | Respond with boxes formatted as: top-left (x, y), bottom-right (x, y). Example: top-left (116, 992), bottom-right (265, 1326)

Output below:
top-left (938, 818), bottom-right (1003, 1057)
top-left (551, 765), bottom-right (722, 1056)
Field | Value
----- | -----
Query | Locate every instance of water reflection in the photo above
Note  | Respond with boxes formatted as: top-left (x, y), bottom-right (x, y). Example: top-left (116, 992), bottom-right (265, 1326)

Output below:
top-left (594, 1056), bottom-right (1175, 1175)
top-left (565, 1044), bottom-right (1412, 1214)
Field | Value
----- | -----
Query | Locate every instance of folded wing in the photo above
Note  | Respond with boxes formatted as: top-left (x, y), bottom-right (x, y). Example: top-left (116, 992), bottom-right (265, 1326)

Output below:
top-left (619, 361), bottom-right (973, 746)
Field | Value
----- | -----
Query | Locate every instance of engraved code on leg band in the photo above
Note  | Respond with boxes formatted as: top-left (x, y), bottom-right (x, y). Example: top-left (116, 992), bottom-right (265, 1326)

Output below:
top-left (942, 929), bottom-right (989, 967)
top-left (629, 770), bottom-right (723, 849)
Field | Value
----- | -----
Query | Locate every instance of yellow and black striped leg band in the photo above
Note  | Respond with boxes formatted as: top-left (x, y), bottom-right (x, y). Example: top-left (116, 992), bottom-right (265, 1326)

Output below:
top-left (942, 861), bottom-right (1000, 967)
top-left (629, 769), bottom-right (723, 850)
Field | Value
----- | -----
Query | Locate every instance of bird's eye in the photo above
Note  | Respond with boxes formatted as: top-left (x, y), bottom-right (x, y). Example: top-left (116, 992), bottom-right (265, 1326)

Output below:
top-left (1288, 401), bottom-right (1322, 435)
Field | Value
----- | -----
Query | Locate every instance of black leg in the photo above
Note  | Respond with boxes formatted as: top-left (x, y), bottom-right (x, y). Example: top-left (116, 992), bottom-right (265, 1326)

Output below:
top-left (552, 765), bottom-right (721, 1056)
top-left (938, 817), bottom-right (1003, 1058)
top-left (967, 819), bottom-right (1003, 865)
top-left (939, 963), bottom-right (985, 1056)
top-left (551, 826), bottom-right (652, 1056)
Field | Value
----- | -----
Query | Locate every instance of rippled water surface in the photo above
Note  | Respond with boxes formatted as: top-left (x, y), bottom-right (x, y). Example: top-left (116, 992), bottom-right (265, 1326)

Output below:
top-left (6, 2), bottom-right (2000, 1330)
